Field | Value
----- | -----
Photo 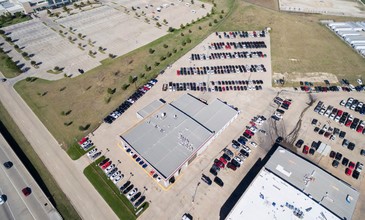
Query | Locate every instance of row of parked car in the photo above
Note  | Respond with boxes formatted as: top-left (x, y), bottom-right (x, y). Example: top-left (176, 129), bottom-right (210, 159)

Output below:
top-left (215, 30), bottom-right (266, 39)
top-left (329, 151), bottom-right (363, 179)
top-left (119, 180), bottom-right (146, 208)
top-left (190, 51), bottom-right (267, 61)
top-left (99, 158), bottom-right (125, 184)
top-left (340, 97), bottom-right (365, 115)
top-left (208, 41), bottom-right (267, 50)
top-left (103, 79), bottom-right (158, 124)
top-left (123, 145), bottom-right (148, 169)
top-left (78, 137), bottom-right (94, 151)
top-left (212, 80), bottom-right (263, 86)
top-left (300, 84), bottom-right (365, 93)
top-left (87, 147), bottom-right (101, 160)
top-left (177, 64), bottom-right (266, 76)
top-left (271, 97), bottom-right (292, 121)
top-left (314, 101), bottom-right (365, 134)
top-left (312, 119), bottom-right (347, 141)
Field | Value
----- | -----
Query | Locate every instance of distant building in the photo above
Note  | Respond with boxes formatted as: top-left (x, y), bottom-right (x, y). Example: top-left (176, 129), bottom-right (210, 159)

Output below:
top-left (120, 93), bottom-right (239, 187)
top-left (225, 146), bottom-right (359, 220)
top-left (0, 0), bottom-right (75, 15)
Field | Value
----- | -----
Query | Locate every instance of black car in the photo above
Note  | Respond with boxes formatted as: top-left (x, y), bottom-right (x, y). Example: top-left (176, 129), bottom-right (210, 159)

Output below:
top-left (221, 154), bottom-right (231, 162)
top-left (201, 174), bottom-right (212, 185)
top-left (361, 149), bottom-right (365, 156)
top-left (123, 184), bottom-right (134, 194)
top-left (314, 127), bottom-right (320, 132)
top-left (130, 192), bottom-right (141, 202)
top-left (311, 119), bottom-right (318, 125)
top-left (209, 166), bottom-right (218, 176)
top-left (119, 181), bottom-right (131, 192)
top-left (309, 148), bottom-right (315, 155)
top-left (329, 151), bottom-right (336, 158)
top-left (339, 131), bottom-right (346, 139)
top-left (134, 196), bottom-right (146, 207)
top-left (348, 142), bottom-right (355, 151)
top-left (277, 109), bottom-right (285, 114)
top-left (342, 157), bottom-right (349, 166)
top-left (214, 176), bottom-right (224, 187)
top-left (295, 139), bottom-right (304, 148)
top-left (335, 152), bottom-right (342, 161)
top-left (276, 136), bottom-right (283, 143)
top-left (239, 149), bottom-right (249, 157)
top-left (3, 161), bottom-right (13, 169)
top-left (332, 160), bottom-right (339, 168)
top-left (352, 170), bottom-right (360, 179)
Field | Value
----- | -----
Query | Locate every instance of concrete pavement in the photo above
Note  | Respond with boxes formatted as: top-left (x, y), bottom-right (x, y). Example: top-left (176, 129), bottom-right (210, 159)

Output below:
top-left (0, 74), bottom-right (118, 220)
top-left (0, 133), bottom-right (61, 220)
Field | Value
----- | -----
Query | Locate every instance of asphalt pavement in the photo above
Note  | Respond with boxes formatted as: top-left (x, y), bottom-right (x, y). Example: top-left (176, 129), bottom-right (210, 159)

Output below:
top-left (0, 133), bottom-right (61, 220)
top-left (0, 73), bottom-right (118, 220)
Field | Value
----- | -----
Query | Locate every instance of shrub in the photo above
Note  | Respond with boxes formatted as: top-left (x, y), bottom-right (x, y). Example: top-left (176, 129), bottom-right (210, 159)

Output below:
top-left (167, 52), bottom-right (172, 57)
top-left (78, 124), bottom-right (90, 131)
top-left (107, 88), bottom-right (116, 94)
top-left (189, 29), bottom-right (192, 33)
top-left (154, 62), bottom-right (160, 66)
top-left (219, 15), bottom-right (223, 19)
top-left (149, 48), bottom-right (155, 54)
top-left (181, 32), bottom-right (184, 36)
top-left (21, 52), bottom-right (28, 57)
top-left (160, 56), bottom-right (166, 61)
top-left (209, 22), bottom-right (212, 26)
top-left (186, 38), bottom-right (192, 43)
top-left (180, 24), bottom-right (185, 29)
top-left (198, 26), bottom-right (202, 30)
top-left (214, 19), bottom-right (218, 23)
top-left (168, 27), bottom-right (174, 32)
top-left (163, 44), bottom-right (168, 48)
top-left (121, 83), bottom-right (130, 90)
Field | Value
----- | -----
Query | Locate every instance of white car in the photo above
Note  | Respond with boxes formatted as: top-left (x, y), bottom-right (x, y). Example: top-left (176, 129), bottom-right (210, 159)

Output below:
top-left (249, 141), bottom-right (257, 148)
top-left (127, 188), bottom-right (138, 199)
top-left (329, 113), bottom-right (336, 120)
top-left (319, 108), bottom-right (326, 115)
top-left (81, 140), bottom-right (92, 148)
top-left (274, 112), bottom-right (282, 119)
top-left (87, 148), bottom-right (98, 157)
top-left (104, 164), bottom-right (115, 173)
top-left (241, 145), bottom-right (251, 153)
top-left (0, 195), bottom-right (4, 205)
top-left (249, 126), bottom-right (258, 133)
top-left (334, 115), bottom-right (341, 122)
top-left (110, 171), bottom-right (121, 180)
top-left (340, 100), bottom-right (346, 106)
top-left (113, 174), bottom-right (124, 184)
top-left (233, 156), bottom-right (244, 165)
top-left (357, 79), bottom-right (363, 85)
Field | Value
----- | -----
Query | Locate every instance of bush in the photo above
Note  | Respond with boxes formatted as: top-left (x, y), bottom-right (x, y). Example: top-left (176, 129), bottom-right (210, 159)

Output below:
top-left (186, 38), bottom-right (192, 43)
top-left (167, 52), bottom-right (172, 57)
top-left (198, 26), bottom-right (202, 30)
top-left (78, 124), bottom-right (90, 131)
top-left (107, 88), bottom-right (116, 94)
top-left (180, 24), bottom-right (185, 29)
top-left (214, 19), bottom-right (218, 23)
top-left (209, 22), bottom-right (212, 26)
top-left (168, 27), bottom-right (174, 32)
top-left (163, 44), bottom-right (168, 48)
top-left (121, 84), bottom-right (130, 90)
top-left (182, 41), bottom-right (186, 46)
top-left (154, 62), bottom-right (160, 66)
top-left (149, 48), bottom-right (154, 54)
top-left (181, 32), bottom-right (184, 36)
top-left (160, 56), bottom-right (166, 61)
top-left (21, 52), bottom-right (28, 57)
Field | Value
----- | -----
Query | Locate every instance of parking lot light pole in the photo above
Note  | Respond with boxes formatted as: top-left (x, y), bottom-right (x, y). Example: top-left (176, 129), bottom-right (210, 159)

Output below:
top-left (103, 148), bottom-right (109, 156)
top-left (142, 186), bottom-right (148, 196)
top-left (117, 160), bottom-right (121, 166)
top-left (192, 182), bottom-right (200, 203)
top-left (127, 172), bottom-right (134, 181)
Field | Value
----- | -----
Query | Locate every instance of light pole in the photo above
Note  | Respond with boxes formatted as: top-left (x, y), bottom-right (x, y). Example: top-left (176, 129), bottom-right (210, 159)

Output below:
top-left (103, 148), bottom-right (109, 156)
top-left (192, 182), bottom-right (200, 203)
top-left (142, 186), bottom-right (148, 196)
top-left (117, 160), bottom-right (121, 166)
top-left (127, 172), bottom-right (134, 181)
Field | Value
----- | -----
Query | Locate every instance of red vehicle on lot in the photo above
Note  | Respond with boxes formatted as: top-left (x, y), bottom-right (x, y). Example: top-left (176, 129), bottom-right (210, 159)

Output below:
top-left (22, 187), bottom-right (32, 197)
top-left (214, 159), bottom-right (225, 169)
top-left (345, 168), bottom-right (352, 176)
top-left (345, 119), bottom-right (353, 127)
top-left (227, 162), bottom-right (237, 171)
top-left (78, 137), bottom-right (88, 145)
top-left (336, 110), bottom-right (343, 116)
top-left (101, 161), bottom-right (112, 170)
top-left (219, 157), bottom-right (228, 165)
top-left (349, 162), bottom-right (355, 170)
top-left (302, 145), bottom-right (309, 154)
top-left (283, 100), bottom-right (291, 106)
top-left (244, 130), bottom-right (254, 137)
top-left (356, 124), bottom-right (364, 133)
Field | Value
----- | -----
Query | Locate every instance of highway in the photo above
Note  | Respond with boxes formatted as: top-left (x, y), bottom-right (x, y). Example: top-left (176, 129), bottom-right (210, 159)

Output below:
top-left (0, 133), bottom-right (61, 220)
top-left (0, 74), bottom-right (118, 220)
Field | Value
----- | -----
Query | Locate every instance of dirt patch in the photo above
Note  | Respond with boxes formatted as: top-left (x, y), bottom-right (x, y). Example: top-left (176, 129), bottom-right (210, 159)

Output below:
top-left (273, 72), bottom-right (339, 83)
top-left (244, 0), bottom-right (279, 11)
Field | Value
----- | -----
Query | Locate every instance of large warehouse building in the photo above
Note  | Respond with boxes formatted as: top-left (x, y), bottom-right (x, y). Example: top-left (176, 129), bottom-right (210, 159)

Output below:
top-left (225, 146), bottom-right (359, 220)
top-left (121, 93), bottom-right (239, 187)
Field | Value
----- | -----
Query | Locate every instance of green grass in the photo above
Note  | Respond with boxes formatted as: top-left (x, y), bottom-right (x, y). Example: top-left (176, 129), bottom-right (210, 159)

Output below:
top-left (66, 141), bottom-right (88, 160)
top-left (83, 156), bottom-right (145, 220)
top-left (0, 101), bottom-right (81, 220)
top-left (0, 49), bottom-right (22, 78)
top-left (0, 14), bottom-right (31, 27)
top-left (14, 0), bottom-right (230, 150)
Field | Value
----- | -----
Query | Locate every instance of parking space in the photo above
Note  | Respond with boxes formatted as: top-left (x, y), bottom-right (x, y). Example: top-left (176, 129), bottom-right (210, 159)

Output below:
top-left (109, 0), bottom-right (212, 29)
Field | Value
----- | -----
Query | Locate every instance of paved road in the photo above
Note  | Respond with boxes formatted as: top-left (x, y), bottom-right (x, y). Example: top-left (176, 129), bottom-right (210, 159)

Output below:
top-left (0, 74), bottom-right (118, 220)
top-left (0, 133), bottom-right (61, 220)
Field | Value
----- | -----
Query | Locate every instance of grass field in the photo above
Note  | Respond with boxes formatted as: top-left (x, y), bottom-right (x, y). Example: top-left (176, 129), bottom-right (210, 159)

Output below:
top-left (0, 49), bottom-right (22, 78)
top-left (0, 102), bottom-right (81, 220)
top-left (84, 156), bottom-right (147, 220)
top-left (14, 0), bottom-right (365, 153)
top-left (14, 0), bottom-right (232, 150)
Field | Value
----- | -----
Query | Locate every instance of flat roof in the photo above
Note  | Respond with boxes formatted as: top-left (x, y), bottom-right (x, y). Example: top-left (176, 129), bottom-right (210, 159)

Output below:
top-left (137, 99), bottom-right (164, 118)
top-left (265, 147), bottom-right (359, 220)
top-left (225, 169), bottom-right (340, 220)
top-left (121, 94), bottom-right (238, 179)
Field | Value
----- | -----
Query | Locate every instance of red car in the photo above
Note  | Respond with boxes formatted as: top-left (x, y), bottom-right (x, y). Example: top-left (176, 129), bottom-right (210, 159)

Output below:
top-left (219, 157), bottom-right (228, 165)
top-left (356, 125), bottom-right (364, 133)
top-left (336, 110), bottom-right (343, 116)
top-left (283, 100), bottom-right (291, 106)
top-left (349, 162), bottom-right (355, 170)
top-left (101, 161), bottom-right (112, 170)
top-left (78, 137), bottom-right (88, 145)
top-left (227, 162), bottom-right (237, 171)
top-left (302, 145), bottom-right (309, 154)
top-left (345, 119), bottom-right (353, 127)
top-left (345, 168), bottom-right (352, 176)
top-left (214, 159), bottom-right (225, 169)
top-left (22, 187), bottom-right (32, 197)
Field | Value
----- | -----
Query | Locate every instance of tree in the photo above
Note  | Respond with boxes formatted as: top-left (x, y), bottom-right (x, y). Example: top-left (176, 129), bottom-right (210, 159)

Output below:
top-left (139, 73), bottom-right (145, 79)
top-left (180, 24), bottom-right (185, 29)
top-left (149, 48), bottom-right (154, 54)
top-left (21, 52), bottom-right (28, 57)
top-left (181, 32), bottom-right (184, 36)
top-left (168, 27), bottom-right (174, 32)
top-left (30, 60), bottom-right (36, 66)
top-left (5, 37), bottom-right (12, 42)
top-left (198, 26), bottom-right (202, 30)
top-left (221, 10), bottom-right (225, 14)
top-left (219, 15), bottom-right (223, 19)
top-left (187, 38), bottom-right (191, 43)
top-left (189, 29), bottom-right (192, 33)
top-left (163, 44), bottom-right (168, 48)
top-left (214, 19), bottom-right (218, 23)
top-left (47, 9), bottom-right (51, 15)
top-left (78, 43), bottom-right (82, 47)
top-left (163, 19), bottom-right (167, 24)
top-left (54, 66), bottom-right (60, 71)
top-left (0, 30), bottom-right (5, 35)
top-left (201, 4), bottom-right (205, 8)
top-left (107, 88), bottom-right (116, 94)
top-left (69, 27), bottom-right (73, 31)
top-left (109, 53), bottom-right (114, 58)
top-left (209, 22), bottom-right (212, 26)
top-left (156, 22), bottom-right (161, 28)
top-left (191, 0), bottom-right (194, 4)
top-left (78, 33), bottom-right (82, 38)
top-left (154, 62), bottom-right (160, 66)
top-left (68, 36), bottom-right (72, 41)
top-left (98, 46), bottom-right (103, 51)
top-left (121, 84), bottom-right (129, 90)
top-left (14, 45), bottom-right (19, 49)
top-left (59, 30), bottom-right (63, 34)
top-left (89, 50), bottom-right (93, 56)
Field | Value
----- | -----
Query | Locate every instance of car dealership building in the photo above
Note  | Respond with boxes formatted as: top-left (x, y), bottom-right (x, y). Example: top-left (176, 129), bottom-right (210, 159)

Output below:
top-left (120, 93), bottom-right (239, 187)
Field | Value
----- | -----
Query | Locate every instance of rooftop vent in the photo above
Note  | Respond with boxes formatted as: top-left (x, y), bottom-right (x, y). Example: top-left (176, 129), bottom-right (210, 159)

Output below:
top-left (174, 114), bottom-right (178, 119)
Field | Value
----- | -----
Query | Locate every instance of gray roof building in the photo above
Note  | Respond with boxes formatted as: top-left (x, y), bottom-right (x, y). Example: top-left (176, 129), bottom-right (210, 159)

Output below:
top-left (121, 94), bottom-right (238, 180)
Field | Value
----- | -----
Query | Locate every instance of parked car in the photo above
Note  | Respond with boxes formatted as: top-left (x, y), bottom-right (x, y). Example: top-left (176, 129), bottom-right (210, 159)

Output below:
top-left (201, 174), bottom-right (212, 185)
top-left (123, 184), bottom-right (134, 194)
top-left (134, 196), bottom-right (146, 207)
top-left (22, 187), bottom-right (32, 196)
top-left (295, 139), bottom-right (304, 148)
top-left (227, 162), bottom-right (237, 171)
top-left (119, 181), bottom-right (131, 192)
top-left (127, 188), bottom-right (138, 199)
top-left (332, 160), bottom-right (339, 168)
top-left (302, 145), bottom-right (309, 154)
top-left (223, 149), bottom-right (234, 158)
top-left (213, 176), bottom-right (224, 187)
top-left (345, 168), bottom-right (352, 176)
top-left (130, 192), bottom-right (141, 202)
top-left (3, 161), bottom-right (13, 169)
